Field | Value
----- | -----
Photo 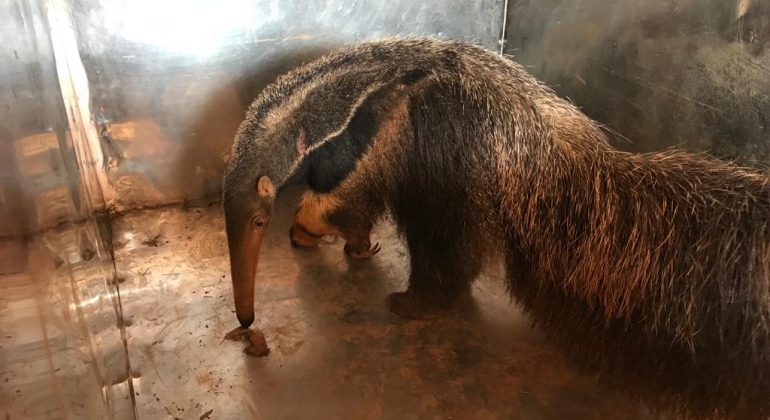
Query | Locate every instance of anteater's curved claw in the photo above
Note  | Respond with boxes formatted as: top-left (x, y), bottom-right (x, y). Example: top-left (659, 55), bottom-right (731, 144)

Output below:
top-left (345, 242), bottom-right (381, 259)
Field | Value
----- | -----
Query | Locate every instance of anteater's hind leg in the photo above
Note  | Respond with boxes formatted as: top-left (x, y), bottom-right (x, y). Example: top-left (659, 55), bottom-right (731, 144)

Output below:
top-left (289, 190), bottom-right (381, 259)
top-left (386, 217), bottom-right (483, 320)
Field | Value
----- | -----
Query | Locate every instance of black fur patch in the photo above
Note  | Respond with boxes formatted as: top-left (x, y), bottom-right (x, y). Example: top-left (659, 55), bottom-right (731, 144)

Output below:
top-left (286, 99), bottom-right (378, 193)
top-left (400, 69), bottom-right (428, 85)
top-left (288, 71), bottom-right (429, 193)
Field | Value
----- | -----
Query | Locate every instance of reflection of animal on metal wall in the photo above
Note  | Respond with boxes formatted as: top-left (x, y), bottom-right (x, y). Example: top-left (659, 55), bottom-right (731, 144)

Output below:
top-left (223, 37), bottom-right (770, 419)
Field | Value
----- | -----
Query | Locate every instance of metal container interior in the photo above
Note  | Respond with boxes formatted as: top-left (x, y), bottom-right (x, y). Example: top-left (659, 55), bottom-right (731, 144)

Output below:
top-left (1, 0), bottom-right (767, 419)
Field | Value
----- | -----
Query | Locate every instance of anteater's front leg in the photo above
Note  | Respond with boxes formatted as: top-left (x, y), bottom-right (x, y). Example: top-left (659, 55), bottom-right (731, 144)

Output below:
top-left (386, 218), bottom-right (482, 320)
top-left (289, 190), bottom-right (380, 259)
top-left (328, 205), bottom-right (381, 260)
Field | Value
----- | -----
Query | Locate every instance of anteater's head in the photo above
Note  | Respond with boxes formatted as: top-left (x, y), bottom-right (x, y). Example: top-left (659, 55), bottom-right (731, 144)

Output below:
top-left (222, 170), bottom-right (276, 328)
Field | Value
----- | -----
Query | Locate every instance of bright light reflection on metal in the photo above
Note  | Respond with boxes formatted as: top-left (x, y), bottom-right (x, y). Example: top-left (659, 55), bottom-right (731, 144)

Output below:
top-left (97, 0), bottom-right (270, 57)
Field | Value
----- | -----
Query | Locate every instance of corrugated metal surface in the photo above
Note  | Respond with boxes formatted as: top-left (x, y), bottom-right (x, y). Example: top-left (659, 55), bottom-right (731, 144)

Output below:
top-left (503, 0), bottom-right (770, 164)
top-left (3, 1), bottom-right (127, 418)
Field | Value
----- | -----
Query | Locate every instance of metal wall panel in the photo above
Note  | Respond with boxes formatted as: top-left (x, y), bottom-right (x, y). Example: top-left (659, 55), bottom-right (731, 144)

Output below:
top-left (503, 0), bottom-right (770, 165)
top-left (0, 0), bottom-right (81, 236)
top-left (1, 1), bottom-right (131, 419)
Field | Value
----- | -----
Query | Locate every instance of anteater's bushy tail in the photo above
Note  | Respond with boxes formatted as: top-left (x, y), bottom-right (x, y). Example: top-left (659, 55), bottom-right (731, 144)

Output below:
top-left (505, 148), bottom-right (770, 419)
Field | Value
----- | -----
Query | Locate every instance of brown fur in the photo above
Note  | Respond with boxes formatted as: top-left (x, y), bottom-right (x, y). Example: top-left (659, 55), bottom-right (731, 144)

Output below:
top-left (224, 37), bottom-right (770, 420)
top-left (292, 192), bottom-right (343, 237)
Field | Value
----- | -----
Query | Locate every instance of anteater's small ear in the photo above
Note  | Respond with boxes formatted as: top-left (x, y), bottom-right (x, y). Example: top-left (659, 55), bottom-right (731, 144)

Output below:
top-left (256, 176), bottom-right (275, 199)
top-left (296, 127), bottom-right (308, 154)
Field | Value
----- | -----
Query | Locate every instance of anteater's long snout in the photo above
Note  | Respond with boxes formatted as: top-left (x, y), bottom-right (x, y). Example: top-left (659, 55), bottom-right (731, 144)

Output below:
top-left (227, 219), bottom-right (269, 329)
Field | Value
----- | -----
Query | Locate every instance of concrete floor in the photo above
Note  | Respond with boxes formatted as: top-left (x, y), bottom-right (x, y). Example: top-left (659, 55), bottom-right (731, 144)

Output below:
top-left (107, 187), bottom-right (658, 420)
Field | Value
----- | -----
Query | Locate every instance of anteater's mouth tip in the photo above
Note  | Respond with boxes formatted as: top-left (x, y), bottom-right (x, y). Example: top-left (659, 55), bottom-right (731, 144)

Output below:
top-left (237, 314), bottom-right (254, 329)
